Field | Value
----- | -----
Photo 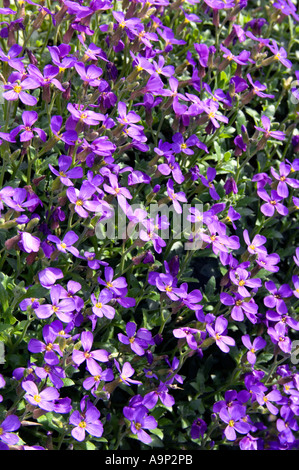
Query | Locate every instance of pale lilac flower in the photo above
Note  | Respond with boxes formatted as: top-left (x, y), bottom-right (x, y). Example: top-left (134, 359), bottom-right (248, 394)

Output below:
top-left (270, 162), bottom-right (299, 198)
top-left (257, 189), bottom-right (288, 217)
top-left (114, 360), bottom-right (142, 386)
top-left (69, 399), bottom-right (103, 442)
top-left (123, 404), bottom-right (158, 444)
top-left (49, 155), bottom-right (83, 187)
top-left (0, 415), bottom-right (21, 445)
top-left (255, 115), bottom-right (286, 141)
top-left (90, 289), bottom-right (115, 319)
top-left (47, 230), bottom-right (79, 257)
top-left (72, 330), bottom-right (110, 370)
top-left (3, 77), bottom-right (40, 106)
top-left (219, 404), bottom-right (251, 441)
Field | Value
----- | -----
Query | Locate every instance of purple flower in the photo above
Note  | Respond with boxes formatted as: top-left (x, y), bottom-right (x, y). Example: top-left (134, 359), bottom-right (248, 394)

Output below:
top-left (200, 167), bottom-right (220, 200)
top-left (117, 101), bottom-right (141, 128)
top-left (206, 316), bottom-right (235, 353)
top-left (219, 404), bottom-right (251, 441)
top-left (83, 361), bottom-right (114, 393)
top-left (268, 40), bottom-right (292, 68)
top-left (3, 77), bottom-right (40, 106)
top-left (255, 115), bottom-right (286, 141)
top-left (166, 179), bottom-right (187, 214)
top-left (49, 155), bottom-right (83, 187)
top-left (12, 110), bottom-right (46, 142)
top-left (66, 181), bottom-right (105, 218)
top-left (0, 415), bottom-right (21, 445)
top-left (155, 273), bottom-right (185, 301)
top-left (90, 289), bottom-right (115, 320)
top-left (173, 326), bottom-right (202, 350)
top-left (97, 266), bottom-right (127, 296)
top-left (38, 267), bottom-right (64, 289)
top-left (229, 266), bottom-right (262, 297)
top-left (19, 231), bottom-right (41, 254)
top-left (201, 100), bottom-right (229, 129)
top-left (28, 324), bottom-right (62, 366)
top-left (22, 380), bottom-right (60, 411)
top-left (255, 252), bottom-right (280, 273)
top-left (35, 363), bottom-right (66, 389)
top-left (241, 335), bottom-right (267, 365)
top-left (0, 44), bottom-right (23, 68)
top-left (67, 103), bottom-right (105, 126)
top-left (118, 322), bottom-right (154, 356)
top-left (123, 404), bottom-right (158, 444)
top-left (263, 281), bottom-right (293, 313)
top-left (69, 399), bottom-right (103, 442)
top-left (243, 229), bottom-right (267, 256)
top-left (257, 189), bottom-right (288, 217)
top-left (190, 418), bottom-right (207, 439)
top-left (158, 155), bottom-right (184, 184)
top-left (27, 64), bottom-right (66, 93)
top-left (254, 388), bottom-right (282, 415)
top-left (220, 292), bottom-right (258, 324)
top-left (115, 360), bottom-right (142, 386)
top-left (143, 381), bottom-right (175, 409)
top-left (247, 73), bottom-right (275, 99)
top-left (34, 285), bottom-right (75, 322)
top-left (72, 330), bottom-right (110, 370)
top-left (270, 162), bottom-right (299, 198)
top-left (267, 323), bottom-right (292, 354)
top-left (74, 61), bottom-right (103, 86)
top-left (47, 230), bottom-right (79, 257)
top-left (50, 115), bottom-right (78, 145)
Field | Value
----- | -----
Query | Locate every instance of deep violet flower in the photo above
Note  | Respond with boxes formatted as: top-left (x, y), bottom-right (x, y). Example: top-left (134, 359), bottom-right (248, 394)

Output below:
top-left (254, 115), bottom-right (286, 141)
top-left (0, 415), bottom-right (21, 445)
top-left (97, 266), bottom-right (127, 296)
top-left (257, 189), bottom-right (289, 217)
top-left (270, 162), bottom-right (299, 198)
top-left (34, 284), bottom-right (75, 322)
top-left (219, 404), bottom-right (251, 441)
top-left (200, 167), bottom-right (220, 200)
top-left (90, 289), bottom-right (115, 320)
top-left (47, 230), bottom-right (80, 257)
top-left (263, 281), bottom-right (293, 313)
top-left (10, 110), bottom-right (46, 142)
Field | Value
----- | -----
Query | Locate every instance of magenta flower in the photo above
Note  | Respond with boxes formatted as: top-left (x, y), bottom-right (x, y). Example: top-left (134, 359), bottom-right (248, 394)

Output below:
top-left (11, 110), bottom-right (46, 142)
top-left (66, 181), bottom-right (104, 218)
top-left (83, 361), bottom-right (114, 392)
top-left (268, 40), bottom-right (292, 68)
top-left (206, 316), bottom-right (235, 353)
top-left (72, 330), bottom-right (110, 370)
top-left (241, 335), bottom-right (267, 365)
top-left (69, 399), bottom-right (103, 442)
top-left (3, 77), bottom-right (40, 106)
top-left (255, 115), bottom-right (286, 141)
top-left (67, 103), bottom-right (105, 126)
top-left (49, 155), bottom-right (83, 187)
top-left (22, 380), bottom-right (60, 412)
top-left (74, 61), bottom-right (103, 86)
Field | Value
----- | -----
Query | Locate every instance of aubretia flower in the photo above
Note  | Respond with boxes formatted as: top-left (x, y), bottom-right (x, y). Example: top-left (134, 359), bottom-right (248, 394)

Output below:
top-left (166, 179), bottom-right (187, 214)
top-left (255, 115), bottom-right (286, 141)
top-left (229, 266), bottom-right (262, 297)
top-left (0, 415), bottom-right (21, 445)
top-left (243, 229), bottom-right (267, 256)
top-left (38, 267), bottom-right (64, 289)
top-left (69, 399), bottom-right (103, 442)
top-left (220, 292), bottom-right (258, 324)
top-left (72, 330), bottom-right (110, 370)
top-left (11, 110), bottom-right (47, 142)
top-left (66, 181), bottom-right (104, 218)
top-left (268, 40), bottom-right (292, 68)
top-left (173, 326), bottom-right (202, 350)
top-left (123, 404), bottom-right (158, 444)
top-left (3, 77), bottom-right (40, 106)
top-left (97, 266), bottom-right (127, 296)
top-left (49, 155), bottom-right (83, 187)
top-left (255, 388), bottom-right (282, 415)
top-left (200, 167), bottom-right (220, 200)
top-left (22, 380), bottom-right (60, 411)
top-left (257, 189), bottom-right (288, 217)
top-left (219, 404), bottom-right (251, 441)
top-left (28, 324), bottom-right (62, 366)
top-left (241, 335), bottom-right (267, 365)
top-left (90, 289), bottom-right (115, 320)
top-left (255, 252), bottom-right (280, 273)
top-left (270, 162), bottom-right (299, 198)
top-left (118, 322), bottom-right (154, 356)
top-left (115, 360), bottom-right (142, 386)
top-left (263, 281), bottom-right (293, 313)
top-left (47, 230), bottom-right (79, 257)
top-left (35, 284), bottom-right (75, 322)
top-left (206, 316), bottom-right (235, 353)
top-left (190, 418), bottom-right (207, 439)
top-left (83, 360), bottom-right (114, 393)
top-left (267, 323), bottom-right (292, 354)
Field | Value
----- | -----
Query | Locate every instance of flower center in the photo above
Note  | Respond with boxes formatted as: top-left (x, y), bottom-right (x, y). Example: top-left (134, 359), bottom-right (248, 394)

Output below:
top-left (45, 343), bottom-right (53, 351)
top-left (34, 394), bottom-right (41, 403)
top-left (79, 420), bottom-right (87, 428)
top-left (135, 422), bottom-right (142, 430)
top-left (95, 302), bottom-right (103, 309)
top-left (239, 280), bottom-right (246, 286)
top-left (165, 285), bottom-right (172, 292)
top-left (76, 199), bottom-right (83, 206)
top-left (13, 85), bottom-right (22, 94)
top-left (228, 419), bottom-right (235, 427)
